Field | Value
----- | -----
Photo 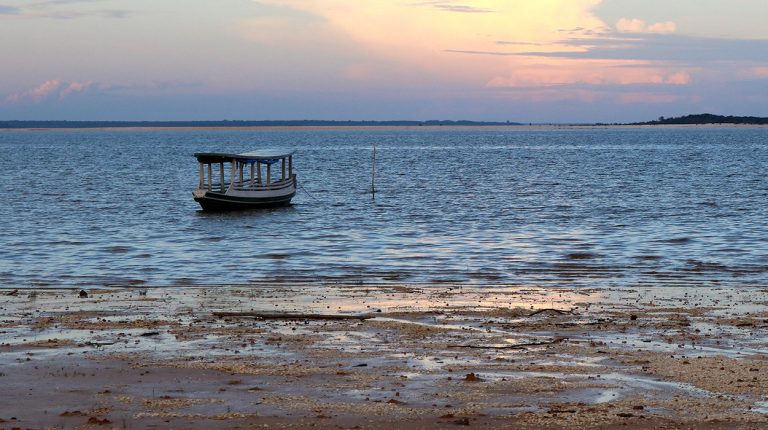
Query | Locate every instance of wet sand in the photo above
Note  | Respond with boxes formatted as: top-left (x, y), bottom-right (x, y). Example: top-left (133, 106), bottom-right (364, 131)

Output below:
top-left (1, 284), bottom-right (767, 429)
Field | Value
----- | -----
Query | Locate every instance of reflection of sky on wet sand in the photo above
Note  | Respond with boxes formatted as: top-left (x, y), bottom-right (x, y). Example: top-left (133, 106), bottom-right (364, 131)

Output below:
top-left (6, 284), bottom-right (766, 350)
top-left (2, 285), bottom-right (767, 420)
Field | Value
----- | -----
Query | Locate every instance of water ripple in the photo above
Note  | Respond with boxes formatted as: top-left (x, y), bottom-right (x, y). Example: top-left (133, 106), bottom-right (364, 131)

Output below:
top-left (0, 127), bottom-right (766, 288)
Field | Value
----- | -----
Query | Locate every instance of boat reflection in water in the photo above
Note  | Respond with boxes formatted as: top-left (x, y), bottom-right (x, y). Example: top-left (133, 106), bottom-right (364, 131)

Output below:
top-left (193, 150), bottom-right (296, 211)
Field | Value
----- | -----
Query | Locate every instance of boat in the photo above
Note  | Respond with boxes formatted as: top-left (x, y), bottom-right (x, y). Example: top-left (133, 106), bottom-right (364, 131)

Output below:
top-left (193, 150), bottom-right (297, 211)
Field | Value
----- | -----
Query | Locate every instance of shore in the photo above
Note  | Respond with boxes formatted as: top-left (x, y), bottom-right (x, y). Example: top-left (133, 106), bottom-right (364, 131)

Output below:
top-left (1, 284), bottom-right (767, 429)
top-left (2, 124), bottom-right (768, 132)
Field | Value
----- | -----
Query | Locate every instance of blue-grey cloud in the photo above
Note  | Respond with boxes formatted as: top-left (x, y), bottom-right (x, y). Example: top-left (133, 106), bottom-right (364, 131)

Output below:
top-left (103, 80), bottom-right (205, 93)
top-left (412, 1), bottom-right (495, 13)
top-left (484, 33), bottom-right (768, 63)
top-left (445, 49), bottom-right (516, 56)
top-left (0, 5), bottom-right (20, 14)
top-left (34, 9), bottom-right (131, 19)
top-left (434, 5), bottom-right (494, 13)
top-left (496, 41), bottom-right (548, 46)
top-left (6, 0), bottom-right (131, 19)
top-left (558, 27), bottom-right (612, 37)
top-left (33, 0), bottom-right (109, 5)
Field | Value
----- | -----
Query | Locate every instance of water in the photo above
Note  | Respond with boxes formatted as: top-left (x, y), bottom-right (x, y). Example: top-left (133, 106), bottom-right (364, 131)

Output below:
top-left (1, 127), bottom-right (767, 288)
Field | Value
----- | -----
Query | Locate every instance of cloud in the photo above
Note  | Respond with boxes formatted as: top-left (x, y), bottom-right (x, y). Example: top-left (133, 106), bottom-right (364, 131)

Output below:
top-left (37, 9), bottom-right (130, 19)
top-left (665, 71), bottom-right (690, 85)
top-left (616, 18), bottom-right (676, 34)
top-left (101, 80), bottom-right (203, 93)
top-left (496, 41), bottom-right (548, 46)
top-left (4, 0), bottom-right (131, 19)
top-left (483, 81), bottom-right (694, 108)
top-left (3, 79), bottom-right (94, 105)
top-left (0, 5), bottom-right (20, 14)
top-left (4, 80), bottom-right (62, 104)
top-left (246, 0), bottom-right (606, 87)
top-left (742, 66), bottom-right (768, 79)
top-left (464, 33), bottom-right (768, 64)
top-left (59, 81), bottom-right (94, 98)
top-left (411, 1), bottom-right (496, 13)
top-left (434, 5), bottom-right (494, 13)
top-left (485, 61), bottom-right (691, 88)
top-left (34, 0), bottom-right (109, 5)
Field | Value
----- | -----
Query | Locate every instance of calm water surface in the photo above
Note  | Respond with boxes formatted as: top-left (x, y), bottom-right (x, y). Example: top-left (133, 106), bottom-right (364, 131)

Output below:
top-left (1, 127), bottom-right (766, 288)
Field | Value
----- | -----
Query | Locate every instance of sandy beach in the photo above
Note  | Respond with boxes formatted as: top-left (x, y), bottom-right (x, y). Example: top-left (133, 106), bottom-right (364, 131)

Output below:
top-left (1, 284), bottom-right (766, 429)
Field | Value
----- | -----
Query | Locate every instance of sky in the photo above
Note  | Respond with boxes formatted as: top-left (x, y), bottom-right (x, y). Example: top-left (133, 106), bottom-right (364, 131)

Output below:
top-left (1, 0), bottom-right (767, 123)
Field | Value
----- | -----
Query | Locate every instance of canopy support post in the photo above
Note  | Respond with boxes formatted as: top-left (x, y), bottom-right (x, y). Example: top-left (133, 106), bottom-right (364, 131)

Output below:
top-left (230, 159), bottom-right (236, 191)
top-left (219, 162), bottom-right (225, 192)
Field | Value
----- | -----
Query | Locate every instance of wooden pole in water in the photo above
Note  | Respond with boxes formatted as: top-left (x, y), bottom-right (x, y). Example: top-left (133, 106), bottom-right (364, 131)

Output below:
top-left (371, 144), bottom-right (376, 199)
top-left (208, 164), bottom-right (213, 191)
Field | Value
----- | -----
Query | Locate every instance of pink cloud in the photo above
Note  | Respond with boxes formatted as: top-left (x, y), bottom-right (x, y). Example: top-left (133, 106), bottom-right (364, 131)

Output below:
top-left (484, 85), bottom-right (686, 106)
top-left (665, 71), bottom-right (691, 85)
top-left (616, 18), bottom-right (676, 34)
top-left (59, 81), bottom-right (94, 99)
top-left (742, 67), bottom-right (768, 78)
top-left (3, 79), bottom-right (94, 105)
top-left (486, 64), bottom-right (691, 88)
top-left (5, 79), bottom-right (62, 104)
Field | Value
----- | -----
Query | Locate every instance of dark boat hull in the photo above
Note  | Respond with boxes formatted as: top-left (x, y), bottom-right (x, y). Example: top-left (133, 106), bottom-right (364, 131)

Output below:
top-left (194, 191), bottom-right (295, 211)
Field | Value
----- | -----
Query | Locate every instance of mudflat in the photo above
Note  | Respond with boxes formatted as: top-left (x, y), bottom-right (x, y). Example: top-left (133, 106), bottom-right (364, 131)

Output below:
top-left (1, 284), bottom-right (766, 429)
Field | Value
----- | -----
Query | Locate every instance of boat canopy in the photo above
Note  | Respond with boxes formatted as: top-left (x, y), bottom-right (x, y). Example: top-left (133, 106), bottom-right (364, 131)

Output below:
top-left (194, 150), bottom-right (295, 163)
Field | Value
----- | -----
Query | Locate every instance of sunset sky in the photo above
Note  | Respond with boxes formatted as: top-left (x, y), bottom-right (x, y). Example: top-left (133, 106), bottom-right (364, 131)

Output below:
top-left (1, 0), bottom-right (767, 122)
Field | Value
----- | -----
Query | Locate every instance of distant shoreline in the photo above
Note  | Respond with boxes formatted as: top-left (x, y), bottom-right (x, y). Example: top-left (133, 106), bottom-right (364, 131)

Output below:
top-left (2, 123), bottom-right (767, 132)
top-left (3, 113), bottom-right (766, 131)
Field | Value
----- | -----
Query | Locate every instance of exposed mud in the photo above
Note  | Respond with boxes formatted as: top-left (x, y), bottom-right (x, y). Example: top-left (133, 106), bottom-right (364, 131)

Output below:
top-left (1, 285), bottom-right (766, 429)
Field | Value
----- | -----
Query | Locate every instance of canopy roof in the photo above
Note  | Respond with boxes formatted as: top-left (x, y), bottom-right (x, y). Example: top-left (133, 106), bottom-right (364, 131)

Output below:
top-left (194, 150), bottom-right (295, 163)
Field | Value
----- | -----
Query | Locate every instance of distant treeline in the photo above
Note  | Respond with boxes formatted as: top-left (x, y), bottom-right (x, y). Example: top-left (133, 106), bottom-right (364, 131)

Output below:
top-left (0, 119), bottom-right (518, 129)
top-left (634, 113), bottom-right (768, 125)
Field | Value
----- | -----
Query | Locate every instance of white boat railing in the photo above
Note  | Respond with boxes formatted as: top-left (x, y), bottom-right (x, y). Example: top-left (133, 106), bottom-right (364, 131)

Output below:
top-left (197, 176), bottom-right (296, 194)
top-left (230, 175), bottom-right (296, 192)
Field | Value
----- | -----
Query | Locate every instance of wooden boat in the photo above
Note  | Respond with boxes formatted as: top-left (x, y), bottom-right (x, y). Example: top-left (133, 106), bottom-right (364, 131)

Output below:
top-left (193, 150), bottom-right (296, 211)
